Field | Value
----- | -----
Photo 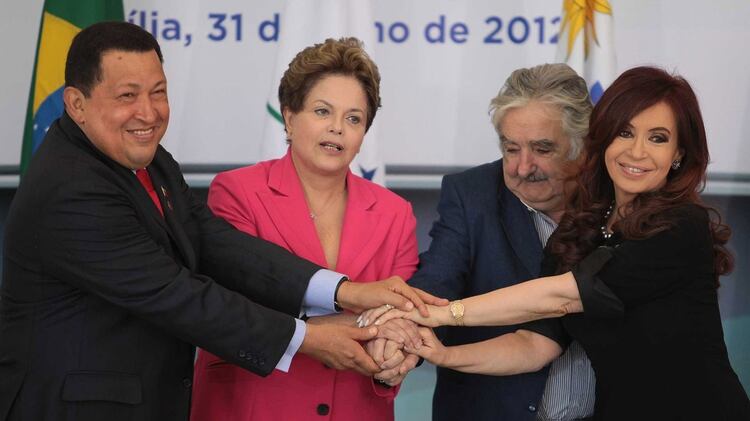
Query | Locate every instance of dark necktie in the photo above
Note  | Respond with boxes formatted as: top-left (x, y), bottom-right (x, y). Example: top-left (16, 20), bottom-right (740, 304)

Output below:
top-left (135, 168), bottom-right (164, 217)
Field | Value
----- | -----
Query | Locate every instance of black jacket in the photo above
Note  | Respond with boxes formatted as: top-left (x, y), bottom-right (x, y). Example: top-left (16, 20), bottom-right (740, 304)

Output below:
top-left (0, 112), bottom-right (320, 420)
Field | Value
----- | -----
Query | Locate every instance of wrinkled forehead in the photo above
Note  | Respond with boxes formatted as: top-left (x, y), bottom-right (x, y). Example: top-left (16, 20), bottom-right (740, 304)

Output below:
top-left (500, 135), bottom-right (567, 150)
top-left (499, 108), bottom-right (573, 164)
top-left (499, 104), bottom-right (567, 142)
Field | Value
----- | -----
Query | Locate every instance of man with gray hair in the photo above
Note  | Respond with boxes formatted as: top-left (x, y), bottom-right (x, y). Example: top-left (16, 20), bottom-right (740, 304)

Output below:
top-left (399, 63), bottom-right (596, 420)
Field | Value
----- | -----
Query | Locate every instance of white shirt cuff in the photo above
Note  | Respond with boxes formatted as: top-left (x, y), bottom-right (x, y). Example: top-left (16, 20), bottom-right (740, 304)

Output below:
top-left (275, 318), bottom-right (306, 372)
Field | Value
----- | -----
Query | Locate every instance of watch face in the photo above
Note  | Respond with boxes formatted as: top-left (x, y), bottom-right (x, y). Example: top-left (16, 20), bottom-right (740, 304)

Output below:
top-left (450, 301), bottom-right (464, 317)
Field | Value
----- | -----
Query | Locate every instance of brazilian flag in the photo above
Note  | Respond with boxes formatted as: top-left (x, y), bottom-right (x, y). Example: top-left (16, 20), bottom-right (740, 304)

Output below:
top-left (20, 0), bottom-right (124, 175)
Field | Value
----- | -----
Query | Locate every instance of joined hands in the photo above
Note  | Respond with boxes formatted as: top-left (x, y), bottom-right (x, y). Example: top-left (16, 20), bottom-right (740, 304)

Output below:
top-left (300, 277), bottom-right (448, 380)
top-left (358, 296), bottom-right (454, 385)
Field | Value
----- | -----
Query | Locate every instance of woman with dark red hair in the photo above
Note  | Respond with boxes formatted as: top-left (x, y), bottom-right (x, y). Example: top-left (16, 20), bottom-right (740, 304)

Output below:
top-left (366, 66), bottom-right (750, 419)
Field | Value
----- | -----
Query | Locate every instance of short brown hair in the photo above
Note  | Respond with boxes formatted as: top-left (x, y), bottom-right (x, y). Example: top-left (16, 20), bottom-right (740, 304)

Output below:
top-left (278, 37), bottom-right (381, 131)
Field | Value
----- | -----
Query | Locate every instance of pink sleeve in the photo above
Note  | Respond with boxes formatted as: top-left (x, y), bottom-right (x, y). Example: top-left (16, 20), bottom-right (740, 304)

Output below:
top-left (370, 378), bottom-right (401, 400)
top-left (207, 172), bottom-right (259, 236)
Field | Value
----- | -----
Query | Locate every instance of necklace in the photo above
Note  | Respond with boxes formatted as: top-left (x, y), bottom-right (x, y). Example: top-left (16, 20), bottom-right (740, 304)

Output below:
top-left (600, 201), bottom-right (615, 239)
top-left (308, 189), bottom-right (346, 220)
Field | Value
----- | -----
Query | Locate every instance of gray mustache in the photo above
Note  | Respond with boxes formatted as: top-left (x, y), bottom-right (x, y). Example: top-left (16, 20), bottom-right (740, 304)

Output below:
top-left (523, 172), bottom-right (549, 182)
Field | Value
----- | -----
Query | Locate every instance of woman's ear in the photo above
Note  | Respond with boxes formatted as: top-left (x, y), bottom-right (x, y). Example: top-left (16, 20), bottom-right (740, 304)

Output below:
top-left (282, 107), bottom-right (294, 137)
top-left (675, 147), bottom-right (685, 163)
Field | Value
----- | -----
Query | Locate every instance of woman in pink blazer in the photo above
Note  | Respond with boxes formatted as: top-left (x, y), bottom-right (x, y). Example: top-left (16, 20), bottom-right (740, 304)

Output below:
top-left (190, 38), bottom-right (419, 421)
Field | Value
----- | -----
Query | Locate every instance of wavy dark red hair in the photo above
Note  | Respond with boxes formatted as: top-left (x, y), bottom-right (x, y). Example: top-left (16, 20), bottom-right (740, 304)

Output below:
top-left (548, 66), bottom-right (732, 285)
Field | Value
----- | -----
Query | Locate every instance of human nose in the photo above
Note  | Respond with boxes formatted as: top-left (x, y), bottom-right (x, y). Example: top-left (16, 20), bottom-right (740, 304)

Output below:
top-left (135, 96), bottom-right (157, 122)
top-left (628, 137), bottom-right (646, 159)
top-left (328, 117), bottom-right (343, 135)
top-left (516, 150), bottom-right (537, 178)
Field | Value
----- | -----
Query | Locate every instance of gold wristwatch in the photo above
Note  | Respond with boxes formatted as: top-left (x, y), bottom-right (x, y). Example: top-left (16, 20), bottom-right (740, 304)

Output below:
top-left (449, 300), bottom-right (465, 326)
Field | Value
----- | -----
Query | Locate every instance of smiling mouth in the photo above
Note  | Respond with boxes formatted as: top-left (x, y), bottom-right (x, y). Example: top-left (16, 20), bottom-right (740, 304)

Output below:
top-left (320, 141), bottom-right (343, 152)
top-left (618, 162), bottom-right (650, 174)
top-left (127, 127), bottom-right (156, 137)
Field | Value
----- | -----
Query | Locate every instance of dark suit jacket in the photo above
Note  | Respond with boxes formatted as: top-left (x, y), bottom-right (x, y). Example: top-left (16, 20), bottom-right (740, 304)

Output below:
top-left (408, 160), bottom-right (550, 421)
top-left (0, 112), bottom-right (321, 421)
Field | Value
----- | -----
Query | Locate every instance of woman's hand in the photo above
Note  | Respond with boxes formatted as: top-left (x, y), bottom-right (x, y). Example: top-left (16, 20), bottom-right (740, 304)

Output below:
top-left (404, 327), bottom-right (450, 366)
top-left (357, 304), bottom-right (393, 327)
top-left (358, 303), bottom-right (451, 328)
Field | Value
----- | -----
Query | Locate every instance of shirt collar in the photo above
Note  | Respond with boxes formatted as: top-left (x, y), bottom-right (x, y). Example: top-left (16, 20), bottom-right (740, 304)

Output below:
top-left (519, 199), bottom-right (557, 227)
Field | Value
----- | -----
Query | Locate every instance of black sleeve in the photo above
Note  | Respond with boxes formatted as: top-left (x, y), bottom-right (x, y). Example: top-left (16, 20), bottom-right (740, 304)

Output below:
top-left (572, 247), bottom-right (624, 318)
top-left (520, 318), bottom-right (571, 348)
top-left (541, 242), bottom-right (623, 319)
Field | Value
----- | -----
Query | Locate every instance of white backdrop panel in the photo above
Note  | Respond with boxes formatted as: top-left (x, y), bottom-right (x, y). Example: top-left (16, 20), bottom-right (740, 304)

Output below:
top-left (1, 0), bottom-right (749, 176)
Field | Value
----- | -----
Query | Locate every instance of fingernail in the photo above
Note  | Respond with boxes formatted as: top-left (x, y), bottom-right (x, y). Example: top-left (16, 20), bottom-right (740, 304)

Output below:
top-left (356, 315), bottom-right (362, 324)
top-left (357, 320), bottom-right (363, 328)
top-left (374, 320), bottom-right (382, 326)
top-left (364, 319), bottom-right (370, 326)
top-left (405, 302), bottom-right (414, 310)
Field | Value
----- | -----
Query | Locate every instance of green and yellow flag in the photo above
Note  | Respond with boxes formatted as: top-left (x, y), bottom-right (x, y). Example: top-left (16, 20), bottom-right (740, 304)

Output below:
top-left (21, 0), bottom-right (124, 175)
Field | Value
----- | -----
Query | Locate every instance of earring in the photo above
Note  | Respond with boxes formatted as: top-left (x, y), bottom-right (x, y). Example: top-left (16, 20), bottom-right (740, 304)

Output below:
top-left (671, 160), bottom-right (681, 170)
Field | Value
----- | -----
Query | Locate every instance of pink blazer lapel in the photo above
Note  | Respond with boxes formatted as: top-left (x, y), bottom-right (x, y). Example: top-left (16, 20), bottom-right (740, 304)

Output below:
top-left (255, 154), bottom-right (327, 266)
top-left (337, 172), bottom-right (397, 280)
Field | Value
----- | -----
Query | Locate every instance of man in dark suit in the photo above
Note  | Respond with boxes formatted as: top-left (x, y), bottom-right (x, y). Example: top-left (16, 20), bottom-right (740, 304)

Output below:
top-left (0, 21), bottom-right (438, 421)
top-left (374, 64), bottom-right (597, 420)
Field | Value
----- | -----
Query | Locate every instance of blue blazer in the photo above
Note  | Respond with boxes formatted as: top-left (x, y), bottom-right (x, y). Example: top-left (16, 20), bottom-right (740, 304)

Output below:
top-left (409, 159), bottom-right (550, 421)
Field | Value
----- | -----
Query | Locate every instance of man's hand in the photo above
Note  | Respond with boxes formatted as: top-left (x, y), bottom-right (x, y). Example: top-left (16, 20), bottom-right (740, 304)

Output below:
top-left (373, 349), bottom-right (420, 387)
top-left (367, 334), bottom-right (421, 388)
top-left (336, 276), bottom-right (449, 317)
top-left (299, 323), bottom-right (380, 376)
top-left (366, 338), bottom-right (395, 367)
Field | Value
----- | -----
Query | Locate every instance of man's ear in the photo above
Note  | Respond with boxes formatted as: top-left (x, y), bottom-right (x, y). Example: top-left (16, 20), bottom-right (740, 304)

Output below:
top-left (63, 86), bottom-right (86, 125)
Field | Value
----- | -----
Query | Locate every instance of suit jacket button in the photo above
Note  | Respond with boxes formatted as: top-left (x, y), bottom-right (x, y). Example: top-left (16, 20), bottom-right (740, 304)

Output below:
top-left (182, 378), bottom-right (192, 388)
top-left (239, 350), bottom-right (246, 358)
top-left (316, 403), bottom-right (330, 415)
top-left (527, 404), bottom-right (537, 412)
